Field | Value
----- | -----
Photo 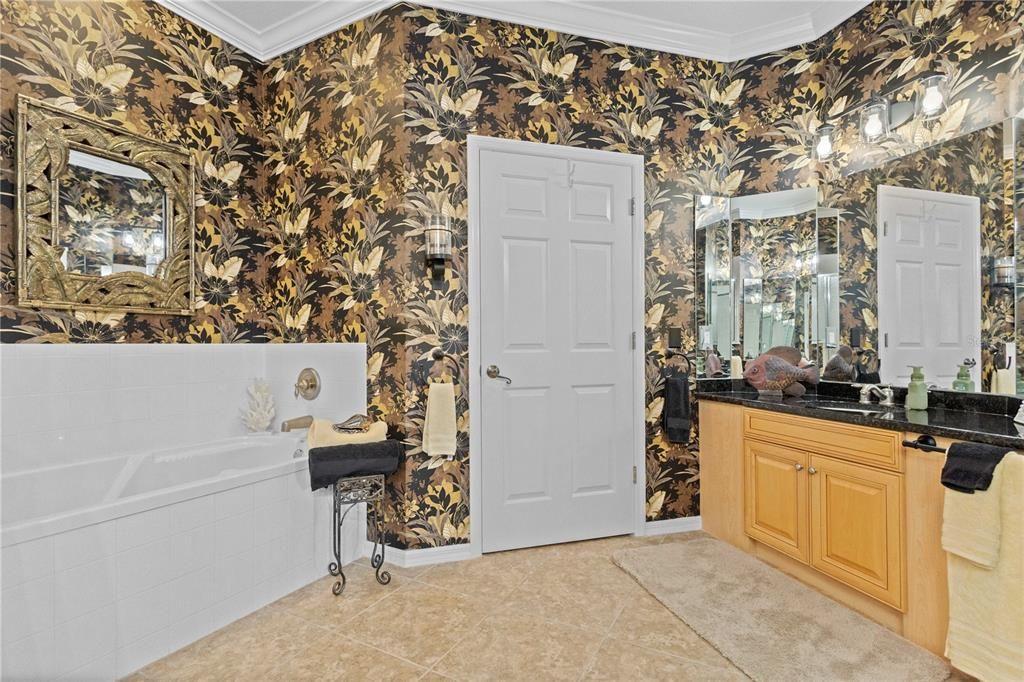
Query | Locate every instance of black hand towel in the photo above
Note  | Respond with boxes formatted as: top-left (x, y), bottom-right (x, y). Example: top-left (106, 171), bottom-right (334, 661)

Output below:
top-left (308, 439), bottom-right (403, 492)
top-left (940, 441), bottom-right (1010, 494)
top-left (663, 374), bottom-right (691, 444)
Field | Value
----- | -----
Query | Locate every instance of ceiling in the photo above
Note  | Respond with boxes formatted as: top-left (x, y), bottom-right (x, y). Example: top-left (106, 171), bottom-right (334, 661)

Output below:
top-left (154, 0), bottom-right (870, 63)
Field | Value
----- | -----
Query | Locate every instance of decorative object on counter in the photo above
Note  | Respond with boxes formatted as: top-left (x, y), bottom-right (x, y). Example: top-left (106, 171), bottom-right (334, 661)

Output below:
top-left (240, 379), bottom-right (275, 432)
top-left (1015, 402), bottom-right (1024, 425)
top-left (823, 346), bottom-right (855, 381)
top-left (853, 348), bottom-right (881, 384)
top-left (730, 355), bottom-right (744, 378)
top-left (333, 413), bottom-right (373, 433)
top-left (309, 419), bottom-right (387, 448)
top-left (705, 352), bottom-right (723, 377)
top-left (952, 360), bottom-right (977, 392)
top-left (906, 365), bottom-right (928, 411)
top-left (663, 373), bottom-right (692, 444)
top-left (743, 350), bottom-right (820, 397)
top-left (764, 345), bottom-right (802, 365)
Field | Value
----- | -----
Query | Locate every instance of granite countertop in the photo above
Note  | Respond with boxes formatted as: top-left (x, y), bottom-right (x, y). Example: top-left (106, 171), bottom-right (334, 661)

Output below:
top-left (696, 385), bottom-right (1024, 450)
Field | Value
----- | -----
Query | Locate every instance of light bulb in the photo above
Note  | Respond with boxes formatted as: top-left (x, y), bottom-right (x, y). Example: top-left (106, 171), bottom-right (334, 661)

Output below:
top-left (121, 231), bottom-right (135, 248)
top-left (152, 233), bottom-right (165, 251)
top-left (863, 112), bottom-right (883, 139)
top-left (920, 85), bottom-right (944, 118)
top-left (815, 126), bottom-right (834, 160)
top-left (699, 194), bottom-right (712, 207)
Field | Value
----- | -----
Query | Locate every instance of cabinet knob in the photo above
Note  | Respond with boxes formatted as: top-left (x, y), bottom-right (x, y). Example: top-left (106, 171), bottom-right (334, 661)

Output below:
top-left (794, 464), bottom-right (804, 471)
top-left (808, 467), bottom-right (818, 475)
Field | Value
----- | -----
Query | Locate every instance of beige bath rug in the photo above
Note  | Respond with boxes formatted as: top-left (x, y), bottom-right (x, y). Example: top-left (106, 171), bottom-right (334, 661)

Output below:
top-left (613, 535), bottom-right (950, 682)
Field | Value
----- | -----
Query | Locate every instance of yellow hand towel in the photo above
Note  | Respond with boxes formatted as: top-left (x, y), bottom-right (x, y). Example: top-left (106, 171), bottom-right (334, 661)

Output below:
top-left (423, 382), bottom-right (457, 458)
top-left (307, 419), bottom-right (387, 449)
top-left (945, 453), bottom-right (1024, 681)
top-left (942, 464), bottom-right (1004, 568)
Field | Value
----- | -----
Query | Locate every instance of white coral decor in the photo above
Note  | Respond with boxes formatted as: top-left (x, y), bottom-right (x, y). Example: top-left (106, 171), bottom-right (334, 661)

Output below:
top-left (241, 379), bottom-right (275, 432)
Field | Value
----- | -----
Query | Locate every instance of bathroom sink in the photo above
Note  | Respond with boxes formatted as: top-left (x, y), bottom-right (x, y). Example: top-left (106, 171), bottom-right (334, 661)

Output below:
top-left (801, 401), bottom-right (900, 417)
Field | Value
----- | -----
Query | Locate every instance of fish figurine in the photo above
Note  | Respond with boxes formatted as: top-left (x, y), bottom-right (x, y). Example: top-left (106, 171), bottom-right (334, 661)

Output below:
top-left (764, 346), bottom-right (803, 366)
top-left (743, 352), bottom-right (820, 396)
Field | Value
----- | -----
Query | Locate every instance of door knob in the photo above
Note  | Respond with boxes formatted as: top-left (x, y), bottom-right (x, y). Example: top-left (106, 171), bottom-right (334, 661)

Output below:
top-left (808, 467), bottom-right (818, 475)
top-left (486, 365), bottom-right (512, 384)
top-left (794, 464), bottom-right (804, 471)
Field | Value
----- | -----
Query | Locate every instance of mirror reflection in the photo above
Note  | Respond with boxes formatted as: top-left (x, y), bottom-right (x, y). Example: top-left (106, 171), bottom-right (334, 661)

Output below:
top-left (695, 116), bottom-right (1022, 396)
top-left (56, 149), bottom-right (169, 277)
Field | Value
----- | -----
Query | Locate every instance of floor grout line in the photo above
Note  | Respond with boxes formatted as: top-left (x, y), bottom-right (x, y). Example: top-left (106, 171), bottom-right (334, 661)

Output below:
top-left (576, 603), bottom-right (626, 682)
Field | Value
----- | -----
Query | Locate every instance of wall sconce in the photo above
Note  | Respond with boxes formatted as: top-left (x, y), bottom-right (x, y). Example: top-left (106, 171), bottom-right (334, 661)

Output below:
top-left (814, 125), bottom-right (835, 160)
top-left (425, 213), bottom-right (453, 281)
top-left (993, 256), bottom-right (1015, 287)
top-left (916, 74), bottom-right (948, 120)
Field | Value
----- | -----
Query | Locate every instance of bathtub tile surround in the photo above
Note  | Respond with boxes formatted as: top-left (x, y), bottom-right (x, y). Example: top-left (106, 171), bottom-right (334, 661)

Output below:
top-left (1, 343), bottom-right (368, 678)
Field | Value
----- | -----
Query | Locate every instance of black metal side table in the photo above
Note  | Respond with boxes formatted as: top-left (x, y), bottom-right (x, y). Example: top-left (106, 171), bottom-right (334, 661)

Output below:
top-left (329, 473), bottom-right (392, 595)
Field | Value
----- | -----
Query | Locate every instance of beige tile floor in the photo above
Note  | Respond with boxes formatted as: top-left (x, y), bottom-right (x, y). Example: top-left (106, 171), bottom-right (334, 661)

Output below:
top-left (128, 533), bottom-right (746, 681)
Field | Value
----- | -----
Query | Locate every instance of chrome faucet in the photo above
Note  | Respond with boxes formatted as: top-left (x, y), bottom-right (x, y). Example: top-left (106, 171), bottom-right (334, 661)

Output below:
top-left (858, 384), bottom-right (895, 407)
top-left (280, 415), bottom-right (313, 432)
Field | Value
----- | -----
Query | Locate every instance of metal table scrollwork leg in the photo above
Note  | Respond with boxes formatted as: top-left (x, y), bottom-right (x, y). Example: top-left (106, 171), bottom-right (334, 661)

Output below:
top-left (330, 474), bottom-right (391, 596)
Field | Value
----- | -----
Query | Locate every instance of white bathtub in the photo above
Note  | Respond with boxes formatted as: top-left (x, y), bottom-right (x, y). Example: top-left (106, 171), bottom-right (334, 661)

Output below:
top-left (1, 434), bottom-right (351, 680)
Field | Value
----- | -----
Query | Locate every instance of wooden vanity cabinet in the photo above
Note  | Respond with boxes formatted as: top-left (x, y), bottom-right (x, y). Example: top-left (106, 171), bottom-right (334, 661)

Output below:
top-left (808, 454), bottom-right (903, 608)
top-left (744, 439), bottom-right (809, 563)
top-left (700, 399), bottom-right (951, 655)
top-left (740, 410), bottom-right (905, 610)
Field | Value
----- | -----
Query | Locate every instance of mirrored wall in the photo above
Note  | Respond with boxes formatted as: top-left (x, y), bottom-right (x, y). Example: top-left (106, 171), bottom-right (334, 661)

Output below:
top-left (694, 115), bottom-right (1023, 395)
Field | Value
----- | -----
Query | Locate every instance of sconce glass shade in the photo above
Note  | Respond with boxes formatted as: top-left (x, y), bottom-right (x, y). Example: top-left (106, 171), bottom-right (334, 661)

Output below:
top-left (917, 75), bottom-right (948, 121)
top-left (425, 214), bottom-right (453, 261)
top-left (815, 125), bottom-right (835, 160)
top-left (860, 101), bottom-right (889, 143)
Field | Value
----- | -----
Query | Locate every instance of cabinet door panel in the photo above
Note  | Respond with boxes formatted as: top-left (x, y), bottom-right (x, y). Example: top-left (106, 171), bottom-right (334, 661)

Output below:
top-left (810, 455), bottom-right (904, 610)
top-left (744, 439), bottom-right (809, 563)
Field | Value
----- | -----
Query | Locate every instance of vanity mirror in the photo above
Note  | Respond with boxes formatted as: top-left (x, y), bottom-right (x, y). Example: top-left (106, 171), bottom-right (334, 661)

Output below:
top-left (16, 95), bottom-right (195, 315)
top-left (695, 115), bottom-right (1022, 395)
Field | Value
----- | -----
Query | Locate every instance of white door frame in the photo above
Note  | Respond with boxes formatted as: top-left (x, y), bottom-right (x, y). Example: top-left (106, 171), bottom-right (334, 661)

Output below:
top-left (467, 135), bottom-right (647, 556)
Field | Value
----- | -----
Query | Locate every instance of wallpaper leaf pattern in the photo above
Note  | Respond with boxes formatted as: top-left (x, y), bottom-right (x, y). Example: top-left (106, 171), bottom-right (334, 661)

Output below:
top-left (1, 0), bottom-right (1021, 548)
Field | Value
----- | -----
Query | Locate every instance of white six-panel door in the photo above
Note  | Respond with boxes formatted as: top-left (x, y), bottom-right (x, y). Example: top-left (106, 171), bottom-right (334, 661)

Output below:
top-left (877, 185), bottom-right (981, 388)
top-left (475, 140), bottom-right (639, 553)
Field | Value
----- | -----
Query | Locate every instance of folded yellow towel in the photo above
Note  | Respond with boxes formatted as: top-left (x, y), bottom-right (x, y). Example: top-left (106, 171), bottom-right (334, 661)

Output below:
top-left (423, 381), bottom-right (457, 458)
top-left (945, 453), bottom-right (1024, 681)
top-left (942, 463), bottom-right (1003, 568)
top-left (307, 419), bottom-right (387, 449)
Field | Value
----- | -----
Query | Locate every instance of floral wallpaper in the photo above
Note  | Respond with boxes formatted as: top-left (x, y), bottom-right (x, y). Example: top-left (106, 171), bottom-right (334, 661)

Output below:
top-left (1, 0), bottom-right (1021, 549)
top-left (827, 124), bottom-right (1015, 390)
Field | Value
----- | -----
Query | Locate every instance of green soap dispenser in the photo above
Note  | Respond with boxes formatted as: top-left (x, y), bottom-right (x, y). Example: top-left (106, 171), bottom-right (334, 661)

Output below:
top-left (952, 364), bottom-right (975, 392)
top-left (906, 365), bottom-right (928, 410)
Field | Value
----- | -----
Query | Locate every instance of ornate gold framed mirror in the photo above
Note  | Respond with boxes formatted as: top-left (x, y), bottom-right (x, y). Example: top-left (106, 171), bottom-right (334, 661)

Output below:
top-left (16, 95), bottom-right (195, 315)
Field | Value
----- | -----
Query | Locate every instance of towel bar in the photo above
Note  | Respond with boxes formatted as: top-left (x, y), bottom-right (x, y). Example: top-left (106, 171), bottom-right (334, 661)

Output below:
top-left (902, 435), bottom-right (947, 454)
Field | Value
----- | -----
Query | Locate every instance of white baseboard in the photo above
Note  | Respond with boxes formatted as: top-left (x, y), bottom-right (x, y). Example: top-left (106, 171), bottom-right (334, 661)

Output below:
top-left (360, 540), bottom-right (480, 568)
top-left (644, 515), bottom-right (702, 536)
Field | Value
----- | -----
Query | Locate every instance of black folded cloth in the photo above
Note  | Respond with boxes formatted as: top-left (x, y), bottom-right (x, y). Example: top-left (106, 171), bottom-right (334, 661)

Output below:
top-left (663, 374), bottom-right (691, 444)
top-left (308, 440), bottom-right (403, 492)
top-left (940, 441), bottom-right (1010, 494)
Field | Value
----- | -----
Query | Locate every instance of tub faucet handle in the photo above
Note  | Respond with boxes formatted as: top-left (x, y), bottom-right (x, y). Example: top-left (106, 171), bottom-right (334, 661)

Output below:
top-left (295, 368), bottom-right (321, 400)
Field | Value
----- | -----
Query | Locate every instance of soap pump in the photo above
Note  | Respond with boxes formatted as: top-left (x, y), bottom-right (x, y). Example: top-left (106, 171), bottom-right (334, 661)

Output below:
top-left (951, 359), bottom-right (976, 393)
top-left (906, 365), bottom-right (928, 410)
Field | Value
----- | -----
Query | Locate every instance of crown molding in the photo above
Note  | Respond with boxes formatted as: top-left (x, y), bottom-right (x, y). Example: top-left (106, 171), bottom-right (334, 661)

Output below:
top-left (153, 0), bottom-right (394, 62)
top-left (154, 0), bottom-right (869, 64)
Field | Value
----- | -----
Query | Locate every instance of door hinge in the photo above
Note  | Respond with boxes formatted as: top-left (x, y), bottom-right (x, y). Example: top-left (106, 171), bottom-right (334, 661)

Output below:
top-left (884, 333), bottom-right (889, 348)
top-left (629, 198), bottom-right (636, 216)
top-left (882, 221), bottom-right (888, 237)
top-left (632, 466), bottom-right (637, 484)
top-left (630, 331), bottom-right (637, 350)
